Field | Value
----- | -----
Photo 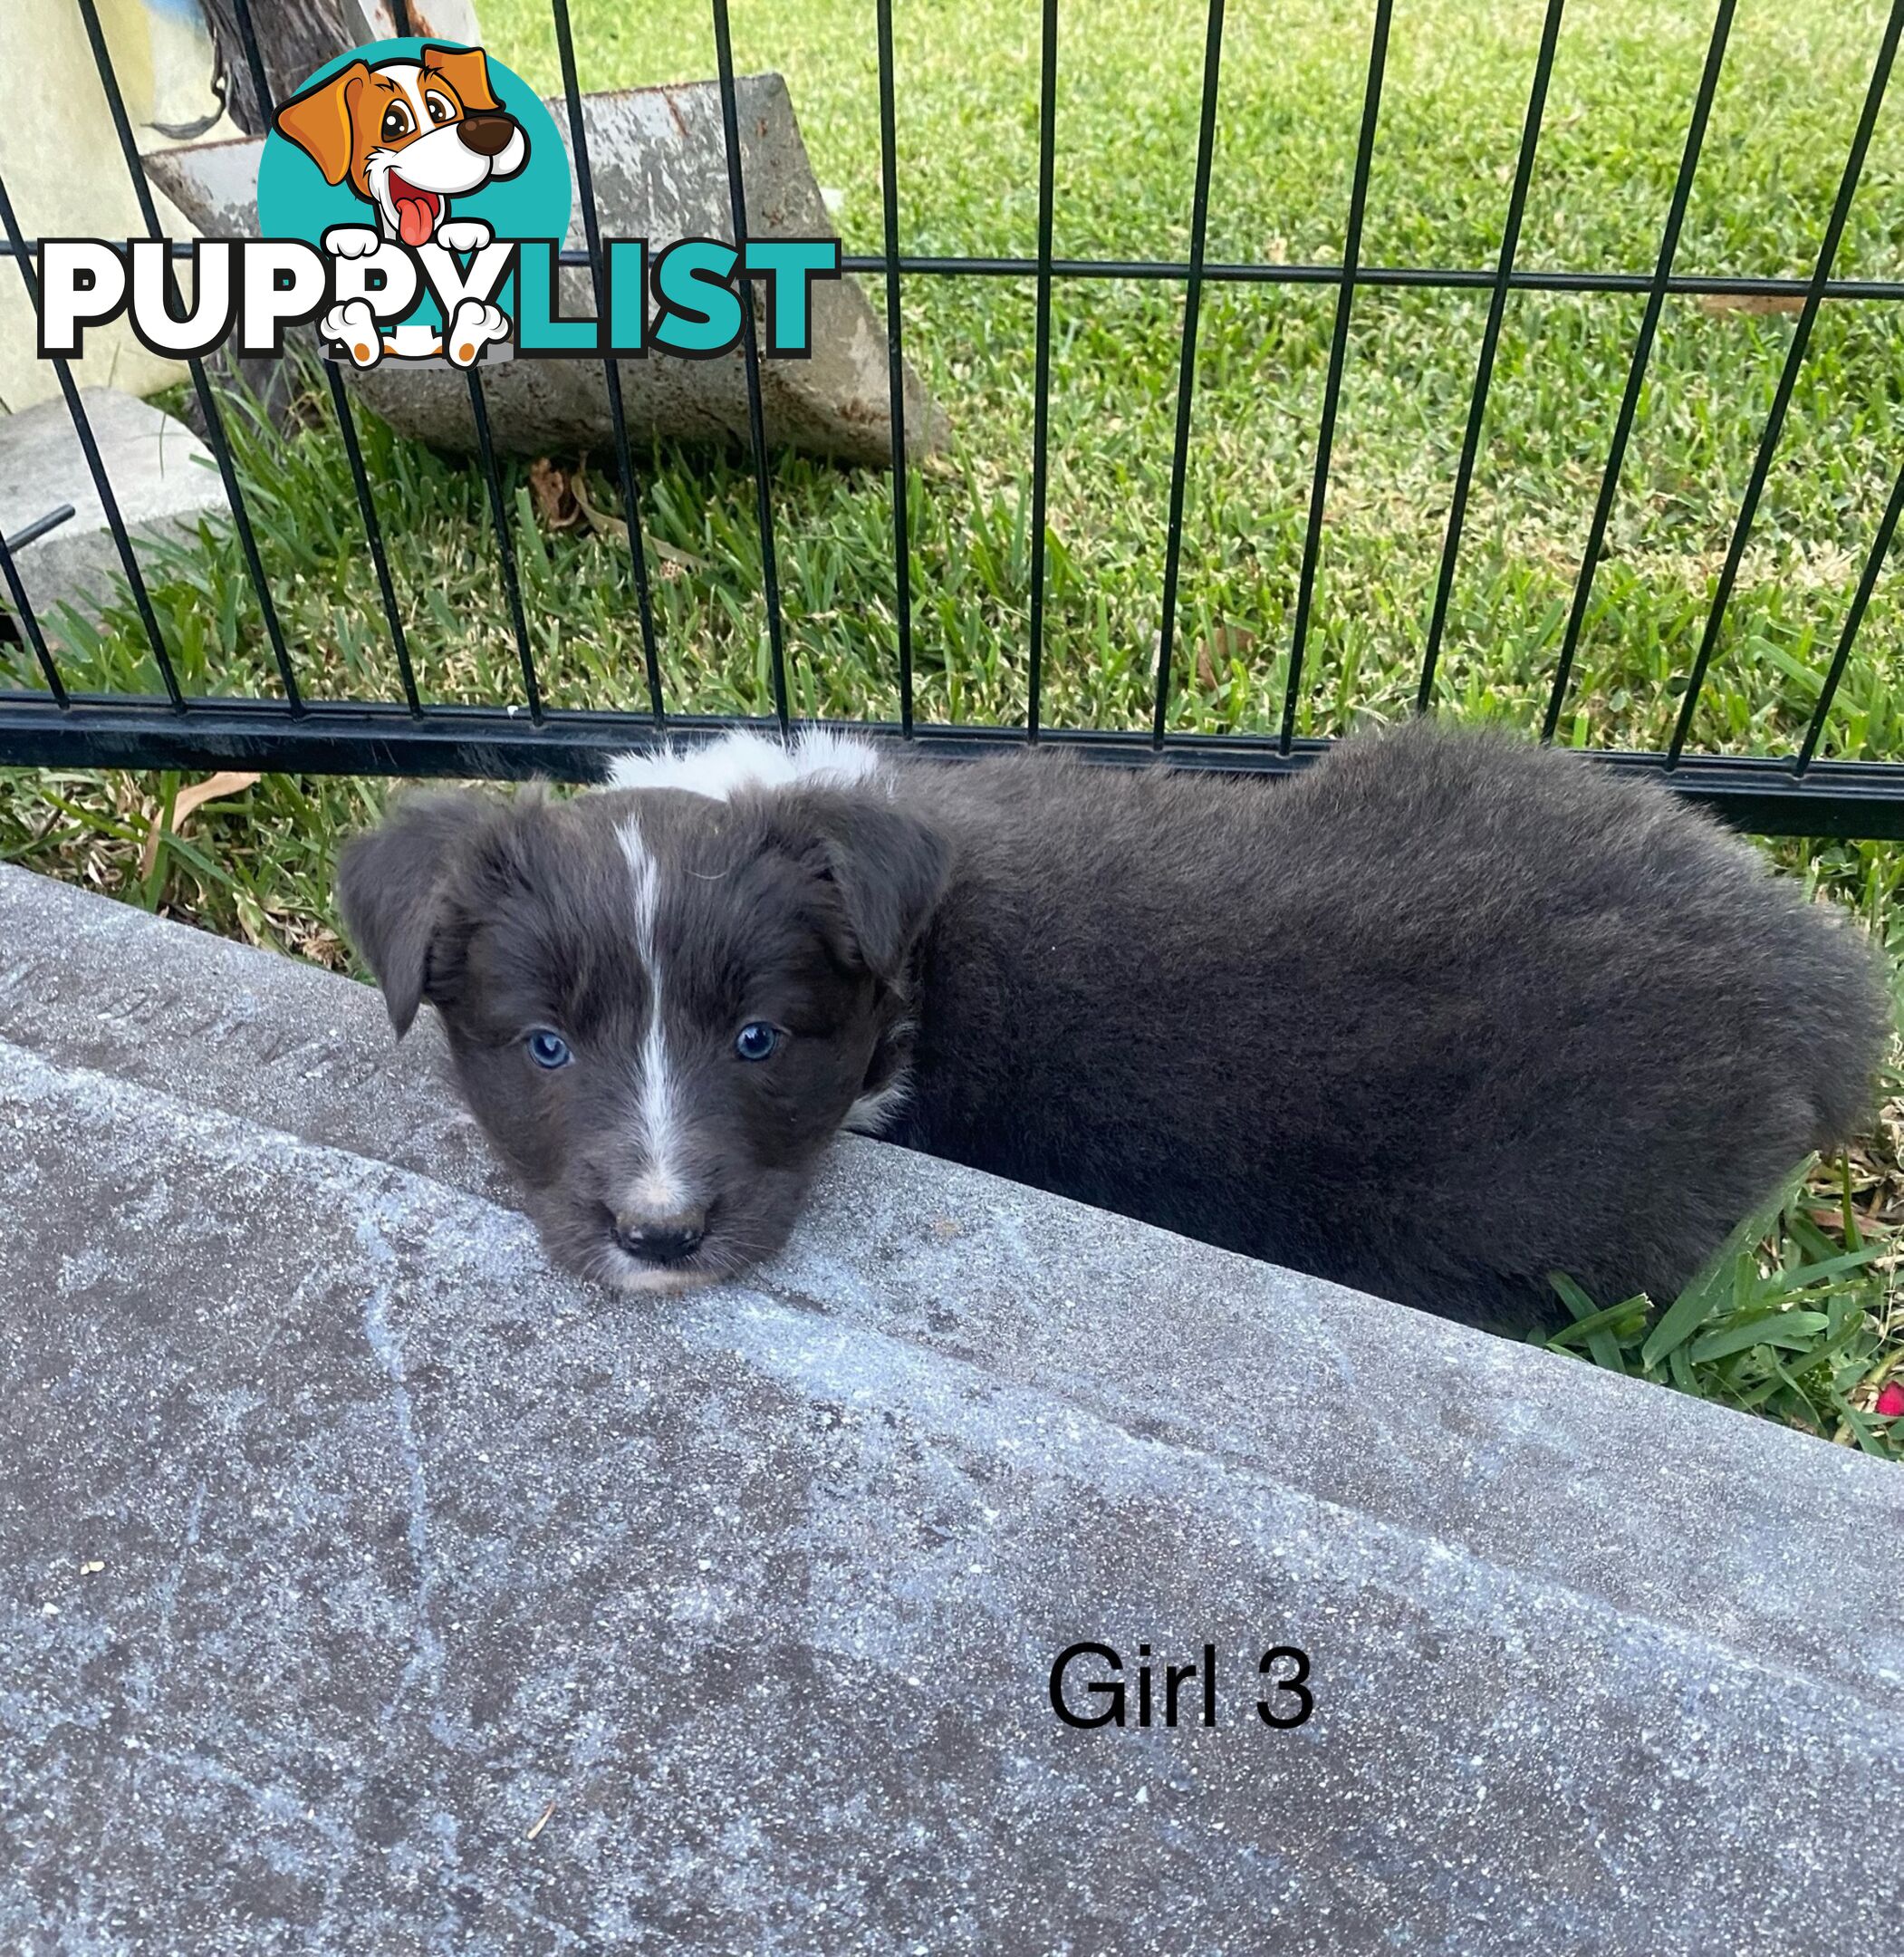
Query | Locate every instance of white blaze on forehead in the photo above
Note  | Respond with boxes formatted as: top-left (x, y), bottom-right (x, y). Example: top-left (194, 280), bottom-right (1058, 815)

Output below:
top-left (606, 728), bottom-right (886, 801)
top-left (617, 813), bottom-right (689, 1215)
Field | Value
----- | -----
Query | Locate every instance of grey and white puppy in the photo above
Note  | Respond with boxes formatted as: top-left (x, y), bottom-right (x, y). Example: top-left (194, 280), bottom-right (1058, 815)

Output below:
top-left (337, 722), bottom-right (1890, 1331)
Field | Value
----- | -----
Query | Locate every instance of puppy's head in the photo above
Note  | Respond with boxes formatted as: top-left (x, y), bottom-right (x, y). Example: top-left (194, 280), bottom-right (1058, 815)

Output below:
top-left (337, 775), bottom-right (947, 1295)
top-left (274, 45), bottom-right (527, 246)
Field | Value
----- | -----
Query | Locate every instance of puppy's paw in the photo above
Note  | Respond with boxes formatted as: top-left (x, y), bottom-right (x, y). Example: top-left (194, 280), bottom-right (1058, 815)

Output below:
top-left (321, 299), bottom-right (382, 368)
top-left (444, 298), bottom-right (510, 367)
top-left (435, 218), bottom-right (493, 252)
top-left (321, 224), bottom-right (381, 260)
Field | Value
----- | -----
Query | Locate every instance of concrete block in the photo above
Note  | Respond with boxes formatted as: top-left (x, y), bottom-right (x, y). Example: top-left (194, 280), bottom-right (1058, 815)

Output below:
top-left (0, 388), bottom-right (229, 631)
top-left (148, 76), bottom-right (948, 468)
top-left (2, 863), bottom-right (1901, 1953)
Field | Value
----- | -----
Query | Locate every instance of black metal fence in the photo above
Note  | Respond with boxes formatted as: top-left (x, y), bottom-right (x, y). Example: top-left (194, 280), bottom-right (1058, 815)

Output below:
top-left (2, 0), bottom-right (1903, 837)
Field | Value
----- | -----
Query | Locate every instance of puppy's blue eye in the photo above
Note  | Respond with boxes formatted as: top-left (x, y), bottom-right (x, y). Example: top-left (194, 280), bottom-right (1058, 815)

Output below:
top-left (527, 1028), bottom-right (572, 1070)
top-left (735, 1021), bottom-right (780, 1062)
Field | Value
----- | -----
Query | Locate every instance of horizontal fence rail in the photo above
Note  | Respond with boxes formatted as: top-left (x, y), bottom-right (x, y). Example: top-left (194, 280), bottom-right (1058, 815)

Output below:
top-left (1, 0), bottom-right (1902, 840)
top-left (14, 236), bottom-right (1904, 302)
top-left (5, 697), bottom-right (1904, 840)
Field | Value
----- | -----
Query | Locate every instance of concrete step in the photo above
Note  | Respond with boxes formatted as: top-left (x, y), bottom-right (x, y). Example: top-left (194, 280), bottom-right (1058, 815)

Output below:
top-left (0, 389), bottom-right (230, 638)
top-left (1, 863), bottom-right (1899, 1953)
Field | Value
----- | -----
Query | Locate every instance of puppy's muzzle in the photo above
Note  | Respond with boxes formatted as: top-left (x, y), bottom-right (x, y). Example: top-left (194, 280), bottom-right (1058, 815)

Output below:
top-left (459, 113), bottom-right (520, 158)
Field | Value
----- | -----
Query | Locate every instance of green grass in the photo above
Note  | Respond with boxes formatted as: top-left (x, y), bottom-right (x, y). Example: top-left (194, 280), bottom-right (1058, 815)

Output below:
top-left (1540, 1155), bottom-right (1904, 1448)
top-left (5, 0), bottom-right (1904, 1448)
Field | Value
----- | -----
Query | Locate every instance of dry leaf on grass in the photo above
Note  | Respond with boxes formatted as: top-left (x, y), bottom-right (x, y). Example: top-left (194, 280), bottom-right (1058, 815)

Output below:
top-left (528, 458), bottom-right (582, 529)
top-left (1697, 293), bottom-right (1806, 317)
top-left (570, 469), bottom-right (711, 571)
top-left (1197, 623), bottom-right (1256, 691)
top-left (139, 772), bottom-right (261, 879)
top-left (568, 468), bottom-right (629, 543)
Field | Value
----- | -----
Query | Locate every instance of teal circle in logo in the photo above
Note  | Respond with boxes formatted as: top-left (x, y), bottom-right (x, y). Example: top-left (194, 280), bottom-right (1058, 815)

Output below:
top-left (257, 39), bottom-right (571, 335)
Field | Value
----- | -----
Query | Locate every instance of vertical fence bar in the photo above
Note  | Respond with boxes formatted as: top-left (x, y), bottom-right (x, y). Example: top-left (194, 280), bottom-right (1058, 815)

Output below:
top-left (224, 0), bottom-right (422, 719)
top-left (73, 0), bottom-right (303, 711)
top-left (259, 0), bottom-right (539, 728)
top-left (1416, 0), bottom-right (1565, 713)
top-left (466, 371), bottom-right (544, 720)
top-left (710, 0), bottom-right (792, 733)
top-left (1666, 0), bottom-right (1903, 766)
top-left (1540, 0), bottom-right (1736, 742)
top-left (325, 364), bottom-right (423, 716)
top-left (1150, 0), bottom-right (1226, 747)
top-left (1025, 0), bottom-right (1060, 741)
top-left (225, 0), bottom-right (274, 120)
top-left (0, 527), bottom-right (70, 706)
top-left (1279, 0), bottom-right (1393, 753)
top-left (0, 169), bottom-right (184, 709)
top-left (1796, 458), bottom-right (1904, 773)
top-left (360, 0), bottom-right (543, 719)
top-left (875, 0), bottom-right (917, 738)
top-left (551, 0), bottom-right (665, 724)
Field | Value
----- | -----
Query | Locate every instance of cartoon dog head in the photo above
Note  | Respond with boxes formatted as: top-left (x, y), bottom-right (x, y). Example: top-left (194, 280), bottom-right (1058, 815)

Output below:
top-left (274, 45), bottom-right (528, 247)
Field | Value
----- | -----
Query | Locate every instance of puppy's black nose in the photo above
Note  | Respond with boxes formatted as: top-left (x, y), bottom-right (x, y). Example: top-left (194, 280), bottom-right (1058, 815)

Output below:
top-left (614, 1211), bottom-right (706, 1266)
top-left (458, 112), bottom-right (518, 157)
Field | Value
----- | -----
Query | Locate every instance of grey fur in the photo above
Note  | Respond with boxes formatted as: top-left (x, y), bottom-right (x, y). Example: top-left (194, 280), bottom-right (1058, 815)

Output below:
top-left (337, 723), bottom-right (1890, 1331)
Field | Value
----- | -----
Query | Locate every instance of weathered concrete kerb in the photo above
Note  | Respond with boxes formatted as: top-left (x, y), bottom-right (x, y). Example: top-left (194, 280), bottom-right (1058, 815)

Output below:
top-left (2, 863), bottom-right (1902, 1954)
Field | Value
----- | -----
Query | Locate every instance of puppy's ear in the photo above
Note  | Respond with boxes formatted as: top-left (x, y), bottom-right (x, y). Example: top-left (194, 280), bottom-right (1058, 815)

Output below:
top-left (336, 791), bottom-right (489, 1036)
top-left (784, 794), bottom-right (950, 985)
top-left (274, 61), bottom-right (369, 187)
top-left (421, 43), bottom-right (503, 113)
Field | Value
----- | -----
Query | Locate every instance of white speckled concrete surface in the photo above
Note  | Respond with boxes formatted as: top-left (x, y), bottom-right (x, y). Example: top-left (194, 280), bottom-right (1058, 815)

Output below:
top-left (2, 863), bottom-right (1901, 1954)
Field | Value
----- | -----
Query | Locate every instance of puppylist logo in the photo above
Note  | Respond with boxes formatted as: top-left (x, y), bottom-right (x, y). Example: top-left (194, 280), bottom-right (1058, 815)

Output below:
top-left (35, 39), bottom-right (842, 371)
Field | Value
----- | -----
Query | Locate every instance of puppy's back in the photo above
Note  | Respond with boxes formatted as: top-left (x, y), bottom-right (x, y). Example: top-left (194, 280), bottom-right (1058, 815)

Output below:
top-left (894, 725), bottom-right (1890, 1328)
top-left (1295, 724), bottom-right (1881, 1147)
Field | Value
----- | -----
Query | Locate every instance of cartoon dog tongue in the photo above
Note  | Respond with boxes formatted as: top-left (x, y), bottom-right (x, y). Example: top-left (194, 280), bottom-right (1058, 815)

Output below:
top-left (393, 188), bottom-right (437, 247)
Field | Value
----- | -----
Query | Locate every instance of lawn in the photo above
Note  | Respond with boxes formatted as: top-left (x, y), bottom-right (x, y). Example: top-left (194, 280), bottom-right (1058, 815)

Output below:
top-left (4, 0), bottom-right (1904, 1445)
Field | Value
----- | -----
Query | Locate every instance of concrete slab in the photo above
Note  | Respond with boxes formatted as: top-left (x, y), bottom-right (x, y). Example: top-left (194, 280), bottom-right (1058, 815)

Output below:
top-left (2, 863), bottom-right (1901, 1954)
top-left (0, 390), bottom-right (229, 633)
top-left (148, 77), bottom-right (948, 468)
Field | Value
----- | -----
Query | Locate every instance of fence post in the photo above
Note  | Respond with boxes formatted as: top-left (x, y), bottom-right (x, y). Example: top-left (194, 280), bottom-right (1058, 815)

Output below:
top-left (1280, 0), bottom-right (1394, 754)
